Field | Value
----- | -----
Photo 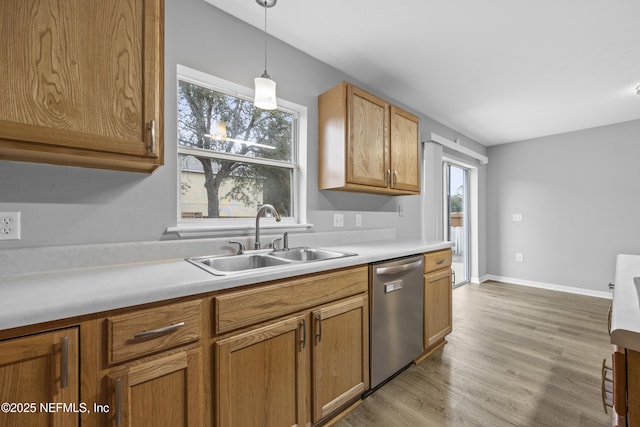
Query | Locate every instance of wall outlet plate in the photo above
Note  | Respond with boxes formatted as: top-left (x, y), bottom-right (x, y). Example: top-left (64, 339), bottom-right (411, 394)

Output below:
top-left (333, 213), bottom-right (344, 228)
top-left (515, 252), bottom-right (524, 262)
top-left (0, 211), bottom-right (21, 240)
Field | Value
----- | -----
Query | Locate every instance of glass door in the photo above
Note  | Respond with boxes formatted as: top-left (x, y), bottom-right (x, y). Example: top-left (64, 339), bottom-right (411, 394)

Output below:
top-left (445, 163), bottom-right (469, 287)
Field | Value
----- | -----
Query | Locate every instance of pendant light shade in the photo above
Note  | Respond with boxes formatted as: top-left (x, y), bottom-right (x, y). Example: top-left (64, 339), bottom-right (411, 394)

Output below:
top-left (254, 73), bottom-right (277, 110)
top-left (254, 0), bottom-right (277, 110)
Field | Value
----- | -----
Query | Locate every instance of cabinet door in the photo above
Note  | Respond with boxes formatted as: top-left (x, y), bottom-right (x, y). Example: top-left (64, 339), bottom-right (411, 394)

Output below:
top-left (311, 295), bottom-right (369, 423)
top-left (215, 314), bottom-right (308, 427)
top-left (424, 269), bottom-right (452, 349)
top-left (629, 349), bottom-right (640, 426)
top-left (0, 0), bottom-right (163, 172)
top-left (107, 349), bottom-right (203, 427)
top-left (0, 327), bottom-right (79, 427)
top-left (347, 85), bottom-right (389, 188)
top-left (390, 106), bottom-right (420, 192)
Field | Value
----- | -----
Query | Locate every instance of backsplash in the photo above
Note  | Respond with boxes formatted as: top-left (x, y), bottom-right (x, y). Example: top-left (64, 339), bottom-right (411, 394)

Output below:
top-left (0, 228), bottom-right (396, 278)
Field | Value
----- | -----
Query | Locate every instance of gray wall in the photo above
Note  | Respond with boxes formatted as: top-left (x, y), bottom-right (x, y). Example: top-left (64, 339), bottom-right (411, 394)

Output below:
top-left (0, 0), bottom-right (485, 251)
top-left (487, 119), bottom-right (640, 292)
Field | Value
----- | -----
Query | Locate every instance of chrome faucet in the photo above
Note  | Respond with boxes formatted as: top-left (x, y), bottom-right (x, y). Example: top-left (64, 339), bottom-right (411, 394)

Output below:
top-left (255, 204), bottom-right (281, 249)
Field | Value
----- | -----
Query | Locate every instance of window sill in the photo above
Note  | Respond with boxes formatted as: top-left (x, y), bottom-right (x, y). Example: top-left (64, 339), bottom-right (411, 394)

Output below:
top-left (166, 222), bottom-right (313, 238)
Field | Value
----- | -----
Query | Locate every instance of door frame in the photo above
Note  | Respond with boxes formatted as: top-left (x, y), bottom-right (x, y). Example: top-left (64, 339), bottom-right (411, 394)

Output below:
top-left (442, 156), bottom-right (479, 285)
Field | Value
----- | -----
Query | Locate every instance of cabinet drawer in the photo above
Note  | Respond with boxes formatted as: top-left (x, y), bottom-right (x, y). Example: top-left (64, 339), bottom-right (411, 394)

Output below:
top-left (424, 249), bottom-right (452, 273)
top-left (107, 300), bottom-right (201, 365)
top-left (214, 266), bottom-right (368, 335)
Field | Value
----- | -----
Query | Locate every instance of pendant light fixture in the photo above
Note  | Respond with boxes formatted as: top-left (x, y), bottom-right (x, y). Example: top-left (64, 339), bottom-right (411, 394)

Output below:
top-left (254, 0), bottom-right (278, 110)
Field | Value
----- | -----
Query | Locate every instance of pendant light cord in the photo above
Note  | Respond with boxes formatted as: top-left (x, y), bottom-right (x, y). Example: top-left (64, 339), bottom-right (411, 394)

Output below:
top-left (263, 5), bottom-right (268, 76)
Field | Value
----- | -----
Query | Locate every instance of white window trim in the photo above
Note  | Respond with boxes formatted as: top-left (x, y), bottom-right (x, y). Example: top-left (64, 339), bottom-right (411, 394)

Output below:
top-left (168, 65), bottom-right (310, 237)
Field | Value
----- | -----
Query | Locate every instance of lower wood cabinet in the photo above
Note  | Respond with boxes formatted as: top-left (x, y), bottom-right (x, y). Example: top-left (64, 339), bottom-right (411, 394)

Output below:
top-left (214, 267), bottom-right (369, 427)
top-left (423, 249), bottom-right (453, 352)
top-left (0, 327), bottom-right (79, 427)
top-left (105, 349), bottom-right (203, 427)
top-left (0, 264), bottom-right (372, 427)
top-left (630, 349), bottom-right (640, 426)
top-left (99, 299), bottom-right (204, 427)
top-left (311, 295), bottom-right (369, 423)
top-left (604, 347), bottom-right (640, 427)
top-left (215, 314), bottom-right (308, 427)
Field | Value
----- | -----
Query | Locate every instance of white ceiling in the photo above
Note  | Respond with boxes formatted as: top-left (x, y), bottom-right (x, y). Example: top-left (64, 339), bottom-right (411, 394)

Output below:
top-left (204, 0), bottom-right (640, 146)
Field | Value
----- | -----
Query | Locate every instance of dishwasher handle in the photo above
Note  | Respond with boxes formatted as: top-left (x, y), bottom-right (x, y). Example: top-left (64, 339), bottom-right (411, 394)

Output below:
top-left (376, 259), bottom-right (423, 276)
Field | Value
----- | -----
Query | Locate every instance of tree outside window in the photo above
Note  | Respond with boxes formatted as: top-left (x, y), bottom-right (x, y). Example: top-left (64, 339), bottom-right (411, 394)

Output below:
top-left (177, 79), bottom-right (295, 219)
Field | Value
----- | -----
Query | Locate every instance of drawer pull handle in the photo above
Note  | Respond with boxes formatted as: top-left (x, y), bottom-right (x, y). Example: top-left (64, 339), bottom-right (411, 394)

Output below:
top-left (607, 305), bottom-right (612, 335)
top-left (133, 322), bottom-right (185, 340)
top-left (61, 336), bottom-right (69, 389)
top-left (435, 259), bottom-right (445, 265)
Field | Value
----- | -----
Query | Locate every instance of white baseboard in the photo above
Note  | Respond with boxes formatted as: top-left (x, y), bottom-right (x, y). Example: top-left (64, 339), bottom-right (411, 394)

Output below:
top-left (483, 275), bottom-right (613, 300)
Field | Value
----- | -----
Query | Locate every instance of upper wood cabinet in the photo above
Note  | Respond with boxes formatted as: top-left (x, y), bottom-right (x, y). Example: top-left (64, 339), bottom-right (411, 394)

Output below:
top-left (0, 0), bottom-right (164, 173)
top-left (318, 81), bottom-right (420, 195)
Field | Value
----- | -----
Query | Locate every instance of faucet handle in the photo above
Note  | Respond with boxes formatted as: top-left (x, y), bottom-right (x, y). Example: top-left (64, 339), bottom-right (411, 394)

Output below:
top-left (229, 240), bottom-right (245, 255)
top-left (269, 237), bottom-right (283, 250)
top-left (283, 232), bottom-right (289, 251)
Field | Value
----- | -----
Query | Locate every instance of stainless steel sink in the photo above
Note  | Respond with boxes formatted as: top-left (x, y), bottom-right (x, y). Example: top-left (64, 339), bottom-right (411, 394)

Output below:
top-left (187, 253), bottom-right (291, 275)
top-left (186, 247), bottom-right (356, 276)
top-left (269, 247), bottom-right (356, 262)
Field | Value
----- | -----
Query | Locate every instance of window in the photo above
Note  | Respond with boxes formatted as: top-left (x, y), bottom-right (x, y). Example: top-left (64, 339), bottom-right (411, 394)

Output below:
top-left (176, 65), bottom-right (307, 231)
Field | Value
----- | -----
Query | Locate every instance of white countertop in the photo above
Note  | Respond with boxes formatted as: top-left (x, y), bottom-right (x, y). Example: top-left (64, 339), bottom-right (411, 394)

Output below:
top-left (0, 239), bottom-right (452, 332)
top-left (611, 254), bottom-right (640, 352)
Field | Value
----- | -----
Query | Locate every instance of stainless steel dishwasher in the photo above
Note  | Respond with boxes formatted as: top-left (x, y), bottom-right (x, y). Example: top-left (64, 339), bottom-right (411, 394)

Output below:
top-left (369, 254), bottom-right (424, 390)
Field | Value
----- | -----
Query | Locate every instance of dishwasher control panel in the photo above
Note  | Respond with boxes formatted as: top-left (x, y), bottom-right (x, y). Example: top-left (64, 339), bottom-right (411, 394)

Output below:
top-left (384, 280), bottom-right (404, 293)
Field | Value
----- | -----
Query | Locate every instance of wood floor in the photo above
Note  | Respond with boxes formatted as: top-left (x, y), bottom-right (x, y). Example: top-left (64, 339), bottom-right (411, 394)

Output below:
top-left (337, 280), bottom-right (613, 427)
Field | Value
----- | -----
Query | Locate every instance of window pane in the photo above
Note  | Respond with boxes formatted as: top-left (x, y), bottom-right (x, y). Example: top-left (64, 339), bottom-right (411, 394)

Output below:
top-left (180, 154), bottom-right (292, 219)
top-left (178, 81), bottom-right (293, 162)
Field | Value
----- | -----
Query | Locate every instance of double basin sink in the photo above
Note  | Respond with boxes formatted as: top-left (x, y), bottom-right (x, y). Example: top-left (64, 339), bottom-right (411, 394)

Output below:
top-left (187, 247), bottom-right (356, 276)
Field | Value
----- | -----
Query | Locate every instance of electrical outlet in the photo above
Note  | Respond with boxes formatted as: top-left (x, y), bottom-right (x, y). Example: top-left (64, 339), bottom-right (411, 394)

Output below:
top-left (355, 214), bottom-right (362, 227)
top-left (398, 204), bottom-right (404, 217)
top-left (0, 211), bottom-right (21, 241)
top-left (512, 213), bottom-right (523, 222)
top-left (515, 253), bottom-right (524, 262)
top-left (333, 213), bottom-right (344, 228)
